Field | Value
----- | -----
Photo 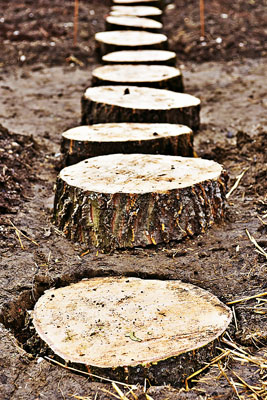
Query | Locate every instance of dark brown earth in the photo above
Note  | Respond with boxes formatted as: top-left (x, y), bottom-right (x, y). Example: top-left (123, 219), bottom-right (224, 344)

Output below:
top-left (0, 0), bottom-right (266, 399)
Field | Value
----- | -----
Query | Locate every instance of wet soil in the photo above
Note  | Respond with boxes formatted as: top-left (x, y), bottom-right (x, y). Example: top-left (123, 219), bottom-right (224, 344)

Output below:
top-left (0, 0), bottom-right (266, 399)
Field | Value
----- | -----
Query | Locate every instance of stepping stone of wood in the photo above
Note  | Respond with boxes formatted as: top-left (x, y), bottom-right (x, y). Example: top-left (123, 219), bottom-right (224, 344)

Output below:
top-left (81, 86), bottom-right (200, 131)
top-left (95, 30), bottom-right (167, 56)
top-left (61, 123), bottom-right (193, 166)
top-left (92, 64), bottom-right (184, 92)
top-left (33, 276), bottom-right (232, 386)
top-left (106, 15), bottom-right (163, 32)
top-left (53, 154), bottom-right (227, 250)
top-left (110, 6), bottom-right (163, 21)
top-left (103, 49), bottom-right (177, 66)
top-left (112, 0), bottom-right (163, 8)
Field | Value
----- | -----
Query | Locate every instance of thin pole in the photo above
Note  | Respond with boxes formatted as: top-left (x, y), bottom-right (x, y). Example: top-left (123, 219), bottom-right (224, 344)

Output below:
top-left (74, 0), bottom-right (79, 46)
top-left (200, 0), bottom-right (205, 38)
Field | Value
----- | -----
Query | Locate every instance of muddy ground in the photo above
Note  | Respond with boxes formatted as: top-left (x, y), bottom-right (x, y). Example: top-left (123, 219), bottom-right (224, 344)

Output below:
top-left (0, 0), bottom-right (266, 399)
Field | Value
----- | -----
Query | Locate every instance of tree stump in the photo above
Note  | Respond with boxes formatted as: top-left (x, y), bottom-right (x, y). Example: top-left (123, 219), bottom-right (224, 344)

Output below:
top-left (92, 64), bottom-right (184, 92)
top-left (95, 31), bottom-right (167, 56)
top-left (53, 154), bottom-right (228, 250)
top-left (33, 276), bottom-right (232, 386)
top-left (105, 15), bottom-right (163, 32)
top-left (112, 0), bottom-right (163, 8)
top-left (102, 49), bottom-right (177, 66)
top-left (61, 123), bottom-right (193, 166)
top-left (110, 6), bottom-right (163, 21)
top-left (81, 86), bottom-right (200, 131)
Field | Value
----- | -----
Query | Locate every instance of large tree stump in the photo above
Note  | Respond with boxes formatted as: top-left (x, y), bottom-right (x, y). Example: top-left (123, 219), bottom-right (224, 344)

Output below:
top-left (95, 31), bottom-right (167, 56)
top-left (92, 64), bottom-right (184, 92)
top-left (112, 0), bottom-right (163, 8)
top-left (33, 276), bottom-right (232, 386)
top-left (110, 6), bottom-right (163, 21)
top-left (105, 15), bottom-right (163, 32)
top-left (61, 123), bottom-right (193, 166)
top-left (81, 86), bottom-right (200, 131)
top-left (53, 154), bottom-right (228, 250)
top-left (102, 49), bottom-right (177, 66)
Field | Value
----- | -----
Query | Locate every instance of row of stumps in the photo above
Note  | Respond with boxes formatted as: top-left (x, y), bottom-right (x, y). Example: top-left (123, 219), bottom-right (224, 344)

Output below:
top-left (33, 0), bottom-right (232, 389)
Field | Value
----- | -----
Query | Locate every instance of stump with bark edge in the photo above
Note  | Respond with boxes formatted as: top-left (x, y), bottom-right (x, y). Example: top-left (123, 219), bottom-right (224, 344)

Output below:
top-left (112, 0), bottom-right (163, 8)
top-left (102, 49), bottom-right (176, 66)
top-left (92, 64), bottom-right (184, 92)
top-left (81, 85), bottom-right (200, 131)
top-left (61, 123), bottom-right (193, 166)
top-left (110, 6), bottom-right (162, 21)
top-left (53, 154), bottom-right (228, 251)
top-left (105, 15), bottom-right (163, 32)
top-left (33, 277), bottom-right (232, 386)
top-left (95, 30), bottom-right (167, 56)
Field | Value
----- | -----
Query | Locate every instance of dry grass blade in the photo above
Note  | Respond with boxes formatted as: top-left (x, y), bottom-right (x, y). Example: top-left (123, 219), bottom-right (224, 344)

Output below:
top-left (246, 229), bottom-right (267, 259)
top-left (112, 383), bottom-right (130, 400)
top-left (44, 357), bottom-right (137, 389)
top-left (185, 349), bottom-right (231, 390)
top-left (231, 370), bottom-right (260, 396)
top-left (227, 292), bottom-right (267, 305)
top-left (226, 167), bottom-right (249, 199)
top-left (9, 219), bottom-right (39, 248)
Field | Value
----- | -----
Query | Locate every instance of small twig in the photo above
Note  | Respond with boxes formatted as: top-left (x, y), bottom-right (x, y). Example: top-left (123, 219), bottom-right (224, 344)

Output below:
top-left (45, 357), bottom-right (137, 389)
top-left (227, 292), bottom-right (267, 305)
top-left (246, 229), bottom-right (267, 259)
top-left (226, 167), bottom-right (249, 199)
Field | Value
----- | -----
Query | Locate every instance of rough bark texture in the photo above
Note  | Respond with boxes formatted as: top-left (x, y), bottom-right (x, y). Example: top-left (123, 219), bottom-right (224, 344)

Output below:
top-left (91, 64), bottom-right (184, 92)
top-left (105, 15), bottom-right (163, 32)
top-left (33, 277), bottom-right (232, 386)
top-left (81, 86), bottom-right (200, 131)
top-left (102, 49), bottom-right (177, 66)
top-left (60, 123), bottom-right (193, 166)
top-left (95, 30), bottom-right (168, 57)
top-left (53, 155), bottom-right (228, 251)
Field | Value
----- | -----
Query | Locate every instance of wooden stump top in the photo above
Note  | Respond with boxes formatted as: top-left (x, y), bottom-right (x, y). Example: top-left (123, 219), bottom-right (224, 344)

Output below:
top-left (113, 0), bottom-right (162, 6)
top-left (62, 122), bottom-right (192, 142)
top-left (102, 49), bottom-right (176, 65)
top-left (59, 153), bottom-right (222, 194)
top-left (95, 30), bottom-right (167, 48)
top-left (92, 64), bottom-right (181, 84)
top-left (83, 85), bottom-right (200, 111)
top-left (106, 15), bottom-right (163, 30)
top-left (33, 277), bottom-right (231, 368)
top-left (110, 5), bottom-right (162, 18)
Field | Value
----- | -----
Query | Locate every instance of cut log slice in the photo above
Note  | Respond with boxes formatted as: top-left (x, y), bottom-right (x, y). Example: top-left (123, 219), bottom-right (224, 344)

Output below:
top-left (92, 64), bottom-right (184, 92)
top-left (105, 15), bottom-right (163, 32)
top-left (112, 0), bottom-right (163, 8)
top-left (61, 123), bottom-right (193, 166)
top-left (33, 276), bottom-right (232, 386)
top-left (110, 6), bottom-right (163, 21)
top-left (53, 154), bottom-right (228, 250)
top-left (102, 49), bottom-right (177, 66)
top-left (95, 31), bottom-right (167, 56)
top-left (81, 86), bottom-right (200, 131)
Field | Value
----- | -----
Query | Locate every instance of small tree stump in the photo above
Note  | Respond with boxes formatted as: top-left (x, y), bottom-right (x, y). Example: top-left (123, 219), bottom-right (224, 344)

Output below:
top-left (102, 49), bottom-right (177, 66)
top-left (61, 123), bottom-right (193, 166)
top-left (81, 86), bottom-right (200, 131)
top-left (33, 276), bottom-right (232, 386)
top-left (92, 64), bottom-right (184, 92)
top-left (53, 154), bottom-right (228, 250)
top-left (110, 6), bottom-right (163, 21)
top-left (112, 0), bottom-right (163, 8)
top-left (106, 15), bottom-right (163, 32)
top-left (95, 30), bottom-right (167, 56)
